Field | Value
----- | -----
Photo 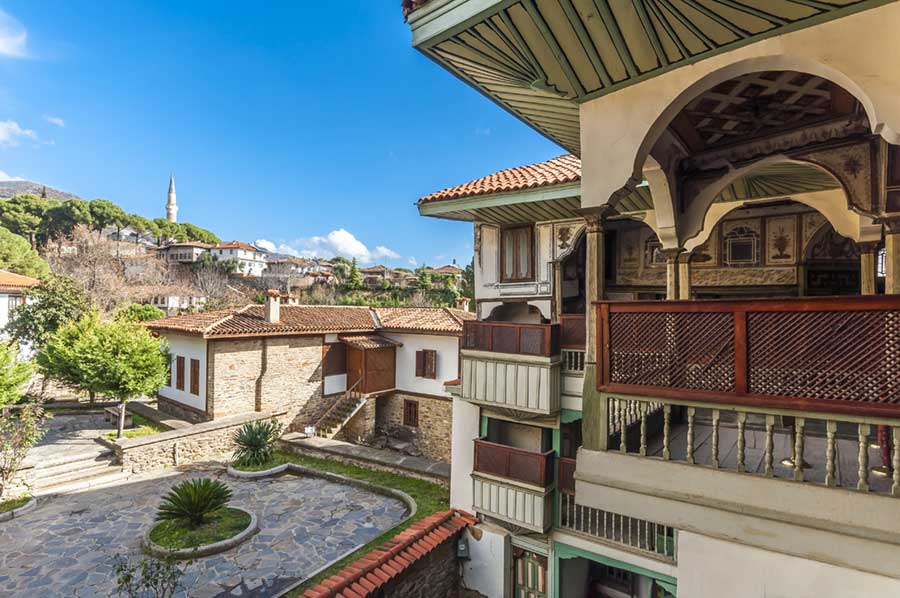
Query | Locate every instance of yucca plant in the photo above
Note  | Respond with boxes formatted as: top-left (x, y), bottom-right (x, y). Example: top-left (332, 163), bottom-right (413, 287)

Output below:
top-left (231, 419), bottom-right (282, 468)
top-left (155, 478), bottom-right (232, 527)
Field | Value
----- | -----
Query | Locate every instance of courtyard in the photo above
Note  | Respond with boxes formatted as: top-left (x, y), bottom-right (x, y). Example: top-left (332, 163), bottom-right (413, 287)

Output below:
top-left (0, 463), bottom-right (409, 597)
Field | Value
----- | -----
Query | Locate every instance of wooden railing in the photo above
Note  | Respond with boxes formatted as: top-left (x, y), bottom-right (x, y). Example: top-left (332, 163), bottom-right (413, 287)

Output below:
top-left (557, 456), bottom-right (577, 495)
top-left (473, 438), bottom-right (555, 487)
top-left (596, 296), bottom-right (900, 418)
top-left (463, 321), bottom-right (560, 357)
top-left (561, 349), bottom-right (585, 373)
top-left (559, 313), bottom-right (586, 349)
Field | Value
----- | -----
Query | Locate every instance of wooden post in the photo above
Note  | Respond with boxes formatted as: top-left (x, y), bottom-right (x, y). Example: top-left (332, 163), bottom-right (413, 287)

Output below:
top-left (581, 208), bottom-right (611, 451)
top-left (859, 241), bottom-right (879, 296)
top-left (662, 248), bottom-right (684, 300)
top-left (885, 220), bottom-right (900, 295)
top-left (677, 252), bottom-right (692, 300)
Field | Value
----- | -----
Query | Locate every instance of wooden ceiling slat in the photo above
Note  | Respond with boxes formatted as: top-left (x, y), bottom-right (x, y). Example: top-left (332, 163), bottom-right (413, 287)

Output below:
top-left (522, 0), bottom-right (587, 97)
top-left (632, 0), bottom-right (669, 68)
top-left (560, 0), bottom-right (614, 86)
top-left (499, 8), bottom-right (549, 84)
top-left (592, 0), bottom-right (641, 78)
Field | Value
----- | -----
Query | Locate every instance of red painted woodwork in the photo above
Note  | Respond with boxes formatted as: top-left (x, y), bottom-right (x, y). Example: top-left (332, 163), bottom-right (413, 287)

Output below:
top-left (559, 314), bottom-right (586, 349)
top-left (595, 295), bottom-right (900, 417)
top-left (463, 321), bottom-right (560, 357)
top-left (558, 457), bottom-right (577, 496)
top-left (473, 439), bottom-right (554, 488)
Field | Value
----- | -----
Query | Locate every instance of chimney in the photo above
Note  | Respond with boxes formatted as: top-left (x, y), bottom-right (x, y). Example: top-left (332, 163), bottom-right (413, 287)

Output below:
top-left (455, 296), bottom-right (471, 312)
top-left (265, 289), bottom-right (280, 323)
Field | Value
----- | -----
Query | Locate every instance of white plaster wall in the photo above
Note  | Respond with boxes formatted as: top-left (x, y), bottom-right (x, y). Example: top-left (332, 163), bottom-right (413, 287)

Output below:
top-left (450, 396), bottom-right (479, 511)
top-left (380, 332), bottom-right (459, 395)
top-left (678, 531), bottom-right (900, 598)
top-left (0, 292), bottom-right (10, 333)
top-left (462, 523), bottom-right (508, 598)
top-left (159, 333), bottom-right (207, 412)
top-left (324, 374), bottom-right (346, 395)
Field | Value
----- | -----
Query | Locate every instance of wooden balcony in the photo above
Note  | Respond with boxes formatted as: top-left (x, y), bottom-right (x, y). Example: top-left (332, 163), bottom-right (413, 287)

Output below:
top-left (472, 438), bottom-right (554, 532)
top-left (463, 320), bottom-right (559, 357)
top-left (596, 295), bottom-right (900, 419)
top-left (558, 313), bottom-right (585, 350)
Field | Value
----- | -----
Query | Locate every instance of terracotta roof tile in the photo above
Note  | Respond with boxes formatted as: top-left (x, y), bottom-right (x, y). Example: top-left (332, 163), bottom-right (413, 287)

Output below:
top-left (0, 270), bottom-right (40, 292)
top-left (304, 510), bottom-right (475, 598)
top-left (374, 307), bottom-right (475, 334)
top-left (213, 241), bottom-right (263, 252)
top-left (418, 154), bottom-right (580, 204)
top-left (339, 334), bottom-right (402, 350)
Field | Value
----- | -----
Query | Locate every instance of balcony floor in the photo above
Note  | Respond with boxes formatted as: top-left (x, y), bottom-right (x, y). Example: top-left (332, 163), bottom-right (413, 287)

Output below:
top-left (641, 420), bottom-right (895, 494)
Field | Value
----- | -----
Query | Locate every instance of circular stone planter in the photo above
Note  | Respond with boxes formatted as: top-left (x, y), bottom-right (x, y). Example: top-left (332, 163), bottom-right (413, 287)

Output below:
top-left (142, 508), bottom-right (259, 560)
top-left (0, 496), bottom-right (37, 523)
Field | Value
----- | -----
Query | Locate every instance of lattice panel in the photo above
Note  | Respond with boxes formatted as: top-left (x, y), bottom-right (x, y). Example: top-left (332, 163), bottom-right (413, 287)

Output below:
top-left (492, 327), bottom-right (517, 354)
top-left (519, 327), bottom-right (545, 356)
top-left (608, 312), bottom-right (735, 392)
top-left (748, 310), bottom-right (900, 405)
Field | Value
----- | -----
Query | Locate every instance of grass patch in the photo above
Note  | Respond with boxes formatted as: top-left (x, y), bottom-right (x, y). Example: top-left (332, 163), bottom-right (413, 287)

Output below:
top-left (106, 414), bottom-right (167, 440)
top-left (0, 495), bottom-right (30, 514)
top-left (237, 450), bottom-right (449, 596)
top-left (148, 507), bottom-right (251, 550)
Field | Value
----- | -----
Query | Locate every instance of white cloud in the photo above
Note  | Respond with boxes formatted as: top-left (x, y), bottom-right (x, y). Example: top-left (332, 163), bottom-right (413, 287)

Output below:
top-left (0, 11), bottom-right (27, 58)
top-left (0, 169), bottom-right (23, 181)
top-left (43, 115), bottom-right (64, 128)
top-left (256, 229), bottom-right (403, 264)
top-left (0, 120), bottom-right (37, 147)
top-left (407, 257), bottom-right (418, 266)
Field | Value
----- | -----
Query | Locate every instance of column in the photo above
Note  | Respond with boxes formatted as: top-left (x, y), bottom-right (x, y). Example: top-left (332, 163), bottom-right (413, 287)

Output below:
top-left (677, 252), bottom-right (692, 300)
top-left (662, 248), bottom-right (684, 300)
top-left (581, 208), bottom-right (610, 451)
top-left (886, 220), bottom-right (900, 294)
top-left (859, 241), bottom-right (879, 296)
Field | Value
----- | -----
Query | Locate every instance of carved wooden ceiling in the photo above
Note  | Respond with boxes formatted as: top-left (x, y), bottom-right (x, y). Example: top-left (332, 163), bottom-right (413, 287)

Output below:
top-left (412, 0), bottom-right (882, 153)
top-left (669, 71), bottom-right (860, 151)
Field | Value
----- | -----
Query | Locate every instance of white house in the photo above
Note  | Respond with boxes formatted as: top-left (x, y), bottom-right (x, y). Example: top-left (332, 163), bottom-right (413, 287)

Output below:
top-left (156, 242), bottom-right (211, 264)
top-left (0, 270), bottom-right (39, 354)
top-left (209, 241), bottom-right (267, 277)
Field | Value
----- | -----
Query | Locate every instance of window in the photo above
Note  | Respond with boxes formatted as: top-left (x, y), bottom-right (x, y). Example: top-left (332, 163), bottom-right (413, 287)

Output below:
top-left (723, 224), bottom-right (759, 266)
top-left (415, 349), bottom-right (437, 379)
top-left (403, 399), bottom-right (419, 428)
top-left (500, 225), bottom-right (534, 282)
top-left (175, 356), bottom-right (185, 391)
top-left (189, 358), bottom-right (200, 395)
top-left (7, 295), bottom-right (24, 314)
top-left (322, 343), bottom-right (347, 376)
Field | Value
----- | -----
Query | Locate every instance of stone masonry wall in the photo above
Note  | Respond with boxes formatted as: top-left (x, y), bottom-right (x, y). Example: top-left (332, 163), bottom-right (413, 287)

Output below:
top-left (339, 398), bottom-right (376, 444)
top-left (114, 412), bottom-right (279, 474)
top-left (379, 532), bottom-right (461, 598)
top-left (206, 336), bottom-right (325, 431)
top-left (377, 392), bottom-right (453, 463)
top-left (156, 396), bottom-right (210, 424)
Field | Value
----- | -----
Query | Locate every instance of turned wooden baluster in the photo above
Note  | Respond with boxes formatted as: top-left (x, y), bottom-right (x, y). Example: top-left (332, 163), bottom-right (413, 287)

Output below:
top-left (619, 401), bottom-right (627, 453)
top-left (793, 418), bottom-right (806, 483)
top-left (639, 403), bottom-right (648, 456)
top-left (736, 412), bottom-right (746, 474)
top-left (711, 409), bottom-right (720, 469)
top-left (686, 407), bottom-right (695, 464)
top-left (893, 428), bottom-right (900, 497)
top-left (858, 424), bottom-right (871, 492)
top-left (662, 405), bottom-right (671, 461)
top-left (764, 415), bottom-right (775, 478)
top-left (825, 421), bottom-right (837, 487)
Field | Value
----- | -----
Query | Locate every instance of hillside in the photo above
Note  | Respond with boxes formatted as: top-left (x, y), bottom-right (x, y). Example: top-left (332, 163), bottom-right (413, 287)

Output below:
top-left (0, 180), bottom-right (80, 202)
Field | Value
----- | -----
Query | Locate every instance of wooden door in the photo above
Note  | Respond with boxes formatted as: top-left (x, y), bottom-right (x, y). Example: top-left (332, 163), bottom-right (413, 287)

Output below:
top-left (363, 347), bottom-right (396, 394)
top-left (346, 347), bottom-right (365, 390)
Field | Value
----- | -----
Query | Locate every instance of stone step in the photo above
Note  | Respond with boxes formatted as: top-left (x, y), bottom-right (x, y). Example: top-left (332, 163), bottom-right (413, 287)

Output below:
top-left (29, 447), bottom-right (113, 472)
top-left (33, 468), bottom-right (130, 497)
top-left (33, 461), bottom-right (119, 489)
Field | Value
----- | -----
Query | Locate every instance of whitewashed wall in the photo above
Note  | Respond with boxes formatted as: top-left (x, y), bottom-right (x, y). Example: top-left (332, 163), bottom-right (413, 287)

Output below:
top-left (380, 332), bottom-right (459, 395)
top-left (324, 374), bottom-right (347, 395)
top-left (159, 333), bottom-right (208, 412)
top-left (462, 524), bottom-right (509, 598)
top-left (450, 396), bottom-right (480, 511)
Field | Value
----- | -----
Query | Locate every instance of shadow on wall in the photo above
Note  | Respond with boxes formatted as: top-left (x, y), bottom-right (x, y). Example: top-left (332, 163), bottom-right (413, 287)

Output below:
top-left (484, 303), bottom-right (544, 324)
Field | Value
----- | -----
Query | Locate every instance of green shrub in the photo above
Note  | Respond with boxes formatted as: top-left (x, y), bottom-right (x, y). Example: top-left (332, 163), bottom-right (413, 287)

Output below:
top-left (231, 419), bottom-right (282, 468)
top-left (155, 478), bottom-right (232, 527)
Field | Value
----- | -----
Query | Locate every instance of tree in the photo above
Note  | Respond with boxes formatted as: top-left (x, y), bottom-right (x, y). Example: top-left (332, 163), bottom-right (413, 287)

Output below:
top-left (0, 402), bottom-right (47, 498)
top-left (330, 256), bottom-right (351, 283)
top-left (153, 218), bottom-right (183, 244)
top-left (42, 199), bottom-right (93, 245)
top-left (115, 303), bottom-right (166, 323)
top-left (89, 199), bottom-right (127, 236)
top-left (5, 274), bottom-right (90, 350)
top-left (344, 258), bottom-right (363, 291)
top-left (0, 226), bottom-right (51, 279)
top-left (0, 343), bottom-right (32, 408)
top-left (180, 222), bottom-right (220, 245)
top-left (37, 311), bottom-right (104, 403)
top-left (0, 194), bottom-right (55, 248)
top-left (416, 265), bottom-right (433, 290)
top-left (127, 215), bottom-right (159, 244)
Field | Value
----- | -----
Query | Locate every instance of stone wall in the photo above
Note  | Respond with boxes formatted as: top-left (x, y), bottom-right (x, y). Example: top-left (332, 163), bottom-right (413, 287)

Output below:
top-left (157, 396), bottom-right (210, 424)
top-left (377, 393), bottom-right (453, 463)
top-left (339, 398), bottom-right (376, 444)
top-left (206, 336), bottom-right (325, 431)
top-left (113, 412), bottom-right (280, 474)
top-left (378, 531), bottom-right (461, 597)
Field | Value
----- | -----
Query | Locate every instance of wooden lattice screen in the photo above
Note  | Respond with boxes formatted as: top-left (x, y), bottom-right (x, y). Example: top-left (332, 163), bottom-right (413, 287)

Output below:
top-left (597, 297), bottom-right (900, 417)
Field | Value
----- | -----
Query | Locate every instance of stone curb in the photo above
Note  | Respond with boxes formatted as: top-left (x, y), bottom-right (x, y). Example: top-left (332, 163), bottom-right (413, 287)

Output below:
top-left (0, 496), bottom-right (37, 523)
top-left (141, 507), bottom-right (259, 560)
top-left (226, 463), bottom-right (418, 521)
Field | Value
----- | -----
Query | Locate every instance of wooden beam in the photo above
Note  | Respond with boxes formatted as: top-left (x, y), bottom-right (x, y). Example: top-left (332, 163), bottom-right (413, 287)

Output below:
top-left (521, 0), bottom-right (586, 97)
top-left (559, 0), bottom-right (613, 87)
top-left (631, 0), bottom-right (669, 68)
top-left (591, 0), bottom-right (640, 78)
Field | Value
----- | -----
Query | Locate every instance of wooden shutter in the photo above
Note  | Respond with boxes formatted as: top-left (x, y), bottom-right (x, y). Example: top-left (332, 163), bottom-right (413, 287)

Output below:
top-left (415, 350), bottom-right (425, 377)
top-left (403, 399), bottom-right (419, 427)
top-left (501, 225), bottom-right (534, 282)
top-left (424, 349), bottom-right (437, 380)
top-left (175, 356), bottom-right (185, 391)
top-left (323, 343), bottom-right (347, 376)
top-left (189, 358), bottom-right (200, 395)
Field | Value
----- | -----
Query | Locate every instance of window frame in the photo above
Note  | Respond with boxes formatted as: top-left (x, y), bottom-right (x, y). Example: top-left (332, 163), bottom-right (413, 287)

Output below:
top-left (175, 356), bottom-right (185, 391)
top-left (415, 349), bottom-right (437, 379)
top-left (189, 358), bottom-right (200, 396)
top-left (403, 399), bottom-right (419, 428)
top-left (499, 224), bottom-right (535, 283)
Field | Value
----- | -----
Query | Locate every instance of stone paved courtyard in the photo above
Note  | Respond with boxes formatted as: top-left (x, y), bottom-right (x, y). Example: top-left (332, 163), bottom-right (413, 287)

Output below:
top-left (0, 464), bottom-right (409, 597)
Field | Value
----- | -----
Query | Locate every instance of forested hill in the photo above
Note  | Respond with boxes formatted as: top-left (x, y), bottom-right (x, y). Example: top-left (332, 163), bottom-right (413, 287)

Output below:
top-left (0, 180), bottom-right (79, 202)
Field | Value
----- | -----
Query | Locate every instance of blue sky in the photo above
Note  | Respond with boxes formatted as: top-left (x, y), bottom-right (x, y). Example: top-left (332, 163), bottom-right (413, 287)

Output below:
top-left (0, 2), bottom-right (563, 267)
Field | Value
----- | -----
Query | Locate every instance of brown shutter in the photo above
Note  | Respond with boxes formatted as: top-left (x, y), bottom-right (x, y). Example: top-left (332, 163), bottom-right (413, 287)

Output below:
top-left (403, 399), bottom-right (419, 427)
top-left (189, 358), bottom-right (200, 395)
top-left (323, 343), bottom-right (347, 376)
top-left (415, 350), bottom-right (425, 378)
top-left (424, 349), bottom-right (437, 380)
top-left (175, 356), bottom-right (185, 391)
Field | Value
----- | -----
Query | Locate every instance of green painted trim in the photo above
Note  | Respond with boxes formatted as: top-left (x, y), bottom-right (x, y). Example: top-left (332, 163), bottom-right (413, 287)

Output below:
top-left (632, 0), bottom-right (669, 69)
top-left (552, 541), bottom-right (677, 598)
top-left (479, 414), bottom-right (489, 437)
top-left (560, 408), bottom-right (582, 424)
top-left (559, 0), bottom-right (613, 87)
top-left (521, 0), bottom-right (585, 97)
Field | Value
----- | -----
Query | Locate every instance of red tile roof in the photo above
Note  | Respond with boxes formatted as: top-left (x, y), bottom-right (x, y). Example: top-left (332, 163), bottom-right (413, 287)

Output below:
top-left (213, 241), bottom-right (262, 252)
top-left (418, 154), bottom-right (580, 204)
top-left (303, 510), bottom-right (476, 598)
top-left (0, 270), bottom-right (40, 292)
top-left (374, 307), bottom-right (475, 334)
top-left (340, 334), bottom-right (402, 350)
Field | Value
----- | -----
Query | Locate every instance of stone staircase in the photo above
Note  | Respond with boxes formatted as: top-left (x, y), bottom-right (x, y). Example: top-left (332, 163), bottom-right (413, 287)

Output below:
top-left (28, 447), bottom-right (129, 496)
top-left (314, 381), bottom-right (367, 439)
